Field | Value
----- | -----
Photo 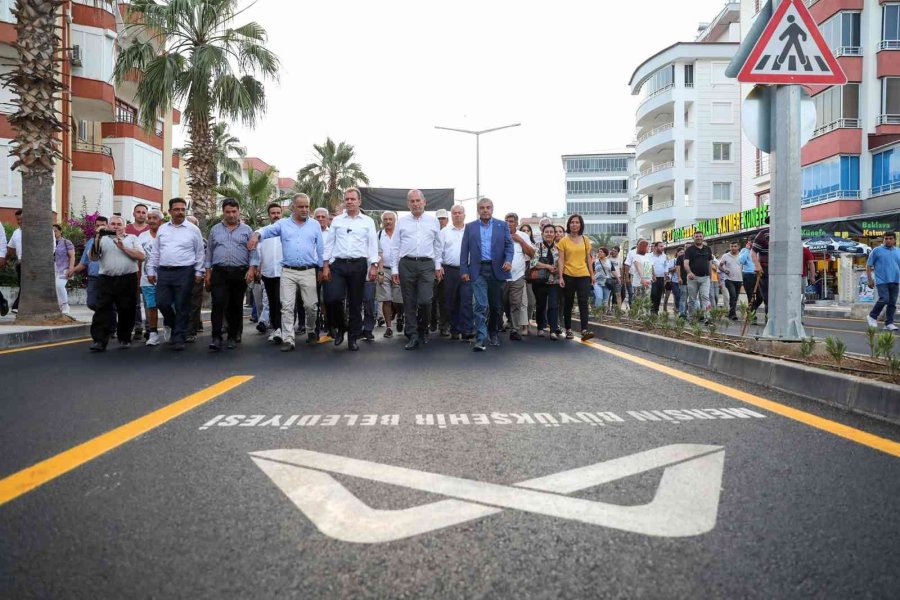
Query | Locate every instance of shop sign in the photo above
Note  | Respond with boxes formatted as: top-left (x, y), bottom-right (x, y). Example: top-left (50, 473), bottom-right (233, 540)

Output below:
top-left (662, 205), bottom-right (770, 244)
top-left (801, 215), bottom-right (899, 239)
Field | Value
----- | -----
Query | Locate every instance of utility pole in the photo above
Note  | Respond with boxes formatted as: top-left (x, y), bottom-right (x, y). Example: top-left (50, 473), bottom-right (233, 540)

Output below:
top-left (435, 123), bottom-right (521, 203)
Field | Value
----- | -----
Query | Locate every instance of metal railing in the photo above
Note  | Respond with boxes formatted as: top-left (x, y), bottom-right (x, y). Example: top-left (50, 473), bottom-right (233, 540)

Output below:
top-left (640, 83), bottom-right (675, 107)
top-left (636, 122), bottom-right (674, 144)
top-left (812, 118), bottom-right (860, 137)
top-left (640, 199), bottom-right (675, 214)
top-left (72, 0), bottom-right (115, 13)
top-left (755, 155), bottom-right (770, 177)
top-left (800, 189), bottom-right (860, 206)
top-left (871, 181), bottom-right (900, 196)
top-left (834, 46), bottom-right (862, 57)
top-left (639, 161), bottom-right (674, 177)
top-left (74, 141), bottom-right (113, 157)
top-left (878, 40), bottom-right (900, 51)
top-left (876, 114), bottom-right (900, 126)
top-left (804, 0), bottom-right (819, 7)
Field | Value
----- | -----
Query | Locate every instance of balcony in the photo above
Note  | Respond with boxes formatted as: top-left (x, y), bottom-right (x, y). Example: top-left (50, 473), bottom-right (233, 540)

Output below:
top-left (874, 114), bottom-right (900, 136)
top-left (72, 141), bottom-right (115, 176)
top-left (801, 189), bottom-right (860, 207)
top-left (635, 198), bottom-right (677, 232)
top-left (755, 155), bottom-right (770, 178)
top-left (877, 40), bottom-right (900, 52)
top-left (101, 111), bottom-right (165, 151)
top-left (637, 161), bottom-right (675, 192)
top-left (871, 180), bottom-right (900, 197)
top-left (72, 77), bottom-right (116, 122)
top-left (801, 125), bottom-right (861, 165)
top-left (812, 118), bottom-right (860, 138)
top-left (877, 41), bottom-right (900, 78)
top-left (641, 199), bottom-right (674, 214)
top-left (635, 122), bottom-right (675, 159)
top-left (72, 0), bottom-right (116, 31)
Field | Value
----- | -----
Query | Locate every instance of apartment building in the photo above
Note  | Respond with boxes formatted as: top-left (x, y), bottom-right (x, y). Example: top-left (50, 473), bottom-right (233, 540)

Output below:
top-left (628, 2), bottom-right (743, 244)
top-left (0, 0), bottom-right (180, 223)
top-left (741, 0), bottom-right (900, 238)
top-left (560, 152), bottom-right (634, 241)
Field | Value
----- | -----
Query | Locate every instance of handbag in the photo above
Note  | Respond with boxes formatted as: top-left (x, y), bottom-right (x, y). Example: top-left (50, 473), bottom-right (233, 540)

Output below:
top-left (529, 243), bottom-right (551, 283)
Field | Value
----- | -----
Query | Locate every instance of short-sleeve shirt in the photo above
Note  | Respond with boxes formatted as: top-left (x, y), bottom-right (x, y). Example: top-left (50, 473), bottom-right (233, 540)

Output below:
top-left (54, 238), bottom-right (74, 273)
top-left (97, 234), bottom-right (141, 276)
top-left (557, 235), bottom-right (592, 278)
top-left (867, 244), bottom-right (900, 285)
top-left (675, 255), bottom-right (687, 283)
top-left (752, 229), bottom-right (770, 271)
top-left (137, 230), bottom-right (158, 286)
top-left (510, 231), bottom-right (534, 281)
top-left (684, 244), bottom-right (713, 277)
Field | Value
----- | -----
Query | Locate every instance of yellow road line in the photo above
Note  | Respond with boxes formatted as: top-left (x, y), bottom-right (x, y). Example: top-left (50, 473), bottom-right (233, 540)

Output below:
top-left (0, 375), bottom-right (254, 507)
top-left (0, 338), bottom-right (92, 355)
top-left (579, 339), bottom-right (900, 458)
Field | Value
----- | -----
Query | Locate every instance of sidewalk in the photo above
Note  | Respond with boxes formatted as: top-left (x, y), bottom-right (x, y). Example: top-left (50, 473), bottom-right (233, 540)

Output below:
top-left (0, 307), bottom-right (93, 350)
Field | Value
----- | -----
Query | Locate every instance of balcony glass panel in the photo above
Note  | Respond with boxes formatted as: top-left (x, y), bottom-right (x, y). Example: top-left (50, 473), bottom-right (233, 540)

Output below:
top-left (801, 155), bottom-right (860, 205)
top-left (872, 147), bottom-right (900, 195)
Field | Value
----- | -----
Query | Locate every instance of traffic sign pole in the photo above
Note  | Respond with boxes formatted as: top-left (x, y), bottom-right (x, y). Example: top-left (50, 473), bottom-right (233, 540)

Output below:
top-left (763, 3), bottom-right (807, 341)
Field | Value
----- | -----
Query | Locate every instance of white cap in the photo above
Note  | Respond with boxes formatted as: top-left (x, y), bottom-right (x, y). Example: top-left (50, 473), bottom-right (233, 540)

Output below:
top-left (436, 209), bottom-right (449, 219)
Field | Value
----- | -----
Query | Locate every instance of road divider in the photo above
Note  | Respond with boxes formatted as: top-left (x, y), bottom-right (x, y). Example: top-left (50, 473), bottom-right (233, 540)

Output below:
top-left (0, 375), bottom-right (254, 507)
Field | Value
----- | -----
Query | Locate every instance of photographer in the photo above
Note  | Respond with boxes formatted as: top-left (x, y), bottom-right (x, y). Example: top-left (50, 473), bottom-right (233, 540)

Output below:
top-left (88, 216), bottom-right (145, 352)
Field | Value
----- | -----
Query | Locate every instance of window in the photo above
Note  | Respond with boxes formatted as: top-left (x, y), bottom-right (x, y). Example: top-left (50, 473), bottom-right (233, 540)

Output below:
top-left (712, 182), bottom-right (732, 203)
top-left (77, 120), bottom-right (88, 142)
top-left (564, 157), bottom-right (628, 173)
top-left (756, 191), bottom-right (770, 207)
top-left (566, 201), bottom-right (628, 215)
top-left (872, 147), bottom-right (900, 195)
top-left (884, 4), bottom-right (900, 42)
top-left (711, 62), bottom-right (729, 85)
top-left (712, 142), bottom-right (732, 162)
top-left (642, 65), bottom-right (674, 99)
top-left (801, 155), bottom-right (860, 205)
top-left (711, 102), bottom-right (733, 124)
top-left (882, 78), bottom-right (900, 118)
top-left (684, 64), bottom-right (694, 88)
top-left (583, 223), bottom-right (628, 236)
top-left (566, 179), bottom-right (629, 195)
top-left (812, 84), bottom-right (859, 134)
top-left (821, 12), bottom-right (861, 55)
top-left (116, 100), bottom-right (137, 123)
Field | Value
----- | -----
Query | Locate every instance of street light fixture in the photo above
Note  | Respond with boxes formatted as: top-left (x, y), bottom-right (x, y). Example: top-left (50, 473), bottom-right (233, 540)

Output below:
top-left (435, 123), bottom-right (521, 204)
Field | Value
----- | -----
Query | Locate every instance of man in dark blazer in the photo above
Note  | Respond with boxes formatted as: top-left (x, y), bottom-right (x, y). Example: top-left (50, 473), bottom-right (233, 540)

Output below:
top-left (460, 198), bottom-right (514, 351)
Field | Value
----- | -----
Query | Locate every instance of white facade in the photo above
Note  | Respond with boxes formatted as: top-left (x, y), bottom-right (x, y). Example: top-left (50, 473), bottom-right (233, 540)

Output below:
top-left (70, 24), bottom-right (116, 84)
top-left (629, 2), bottom-right (743, 243)
top-left (104, 138), bottom-right (164, 190)
top-left (561, 152), bottom-right (633, 241)
top-left (71, 171), bottom-right (115, 217)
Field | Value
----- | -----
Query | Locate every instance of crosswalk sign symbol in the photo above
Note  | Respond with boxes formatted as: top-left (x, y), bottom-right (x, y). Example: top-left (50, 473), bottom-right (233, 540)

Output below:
top-left (738, 0), bottom-right (846, 85)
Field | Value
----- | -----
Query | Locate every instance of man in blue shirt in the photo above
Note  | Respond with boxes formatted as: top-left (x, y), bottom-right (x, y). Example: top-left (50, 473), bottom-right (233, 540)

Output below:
top-left (249, 193), bottom-right (324, 351)
top-left (866, 232), bottom-right (900, 331)
top-left (67, 215), bottom-right (108, 311)
top-left (738, 239), bottom-right (758, 311)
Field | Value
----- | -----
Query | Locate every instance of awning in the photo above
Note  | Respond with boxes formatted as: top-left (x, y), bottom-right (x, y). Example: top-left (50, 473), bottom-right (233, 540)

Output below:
top-left (800, 209), bottom-right (899, 238)
top-left (358, 188), bottom-right (455, 211)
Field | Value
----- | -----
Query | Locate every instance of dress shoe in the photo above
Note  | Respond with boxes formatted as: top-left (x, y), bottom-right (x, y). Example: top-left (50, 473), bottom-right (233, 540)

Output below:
top-left (404, 336), bottom-right (421, 350)
top-left (348, 337), bottom-right (359, 351)
top-left (89, 342), bottom-right (106, 352)
top-left (509, 330), bottom-right (522, 341)
top-left (226, 338), bottom-right (237, 350)
top-left (185, 335), bottom-right (197, 343)
top-left (280, 341), bottom-right (295, 352)
top-left (209, 337), bottom-right (223, 352)
top-left (307, 332), bottom-right (319, 344)
top-left (362, 331), bottom-right (375, 341)
top-left (334, 331), bottom-right (345, 346)
top-left (256, 321), bottom-right (268, 333)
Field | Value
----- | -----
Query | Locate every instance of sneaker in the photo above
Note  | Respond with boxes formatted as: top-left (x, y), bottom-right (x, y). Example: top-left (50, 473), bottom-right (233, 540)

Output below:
top-left (384, 327), bottom-right (393, 339)
top-left (89, 342), bottom-right (106, 352)
top-left (377, 317), bottom-right (385, 328)
top-left (269, 328), bottom-right (283, 344)
top-left (163, 326), bottom-right (172, 343)
top-left (473, 341), bottom-right (486, 352)
top-left (133, 327), bottom-right (143, 340)
top-left (509, 330), bottom-right (522, 341)
top-left (362, 331), bottom-right (375, 341)
top-left (185, 335), bottom-right (197, 343)
top-left (119, 340), bottom-right (131, 349)
top-left (537, 329), bottom-right (545, 337)
top-left (489, 334), bottom-right (501, 347)
top-left (280, 341), bottom-right (295, 352)
top-left (256, 321), bottom-right (268, 334)
top-left (146, 332), bottom-right (160, 346)
top-left (887, 324), bottom-right (899, 332)
top-left (581, 330), bottom-right (594, 341)
top-left (307, 331), bottom-right (319, 344)
top-left (549, 332), bottom-right (558, 340)
top-left (565, 330), bottom-right (574, 340)
top-left (867, 316), bottom-right (879, 328)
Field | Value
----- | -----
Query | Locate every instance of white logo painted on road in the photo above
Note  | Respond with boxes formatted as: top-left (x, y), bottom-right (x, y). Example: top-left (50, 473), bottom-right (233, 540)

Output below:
top-left (250, 444), bottom-right (725, 543)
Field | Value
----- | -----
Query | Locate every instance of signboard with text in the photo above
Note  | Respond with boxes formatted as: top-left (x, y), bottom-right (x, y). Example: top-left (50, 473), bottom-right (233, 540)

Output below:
top-left (662, 205), bottom-right (770, 245)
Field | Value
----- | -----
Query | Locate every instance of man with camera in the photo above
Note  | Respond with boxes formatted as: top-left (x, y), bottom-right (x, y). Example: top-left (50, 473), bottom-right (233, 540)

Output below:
top-left (88, 216), bottom-right (145, 352)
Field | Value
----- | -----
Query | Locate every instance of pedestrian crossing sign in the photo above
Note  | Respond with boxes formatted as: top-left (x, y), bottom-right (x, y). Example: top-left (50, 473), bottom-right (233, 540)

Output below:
top-left (737, 0), bottom-right (846, 85)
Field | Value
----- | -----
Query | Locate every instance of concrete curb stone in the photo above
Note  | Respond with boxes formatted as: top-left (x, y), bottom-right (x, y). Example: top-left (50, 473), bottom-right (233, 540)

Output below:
top-left (0, 324), bottom-right (92, 350)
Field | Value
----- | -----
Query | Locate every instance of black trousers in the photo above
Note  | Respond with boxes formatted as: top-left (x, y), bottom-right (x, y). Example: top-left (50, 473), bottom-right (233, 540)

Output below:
top-left (562, 275), bottom-right (591, 331)
top-left (211, 266), bottom-right (248, 340)
top-left (442, 265), bottom-right (473, 335)
top-left (12, 263), bottom-right (21, 310)
top-left (533, 283), bottom-right (559, 332)
top-left (262, 276), bottom-right (282, 331)
top-left (743, 272), bottom-right (768, 313)
top-left (91, 273), bottom-right (138, 345)
top-left (430, 277), bottom-right (446, 330)
top-left (326, 258), bottom-right (368, 338)
top-left (650, 277), bottom-right (666, 314)
top-left (724, 280), bottom-right (742, 317)
top-left (399, 257), bottom-right (435, 339)
top-left (157, 266), bottom-right (195, 344)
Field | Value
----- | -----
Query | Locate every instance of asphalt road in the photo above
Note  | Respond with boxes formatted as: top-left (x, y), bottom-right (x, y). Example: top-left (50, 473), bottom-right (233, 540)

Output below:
top-left (1, 325), bottom-right (898, 599)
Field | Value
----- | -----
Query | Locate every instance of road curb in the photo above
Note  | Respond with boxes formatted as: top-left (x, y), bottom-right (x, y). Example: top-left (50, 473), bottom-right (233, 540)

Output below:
top-left (591, 323), bottom-right (900, 425)
top-left (0, 324), bottom-right (92, 350)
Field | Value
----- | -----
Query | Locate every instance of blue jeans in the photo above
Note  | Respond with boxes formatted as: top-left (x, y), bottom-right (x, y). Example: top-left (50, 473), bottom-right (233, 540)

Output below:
top-left (593, 283), bottom-right (610, 308)
top-left (671, 281), bottom-right (682, 316)
top-left (871, 282), bottom-right (899, 326)
top-left (155, 266), bottom-right (194, 344)
top-left (472, 264), bottom-right (504, 344)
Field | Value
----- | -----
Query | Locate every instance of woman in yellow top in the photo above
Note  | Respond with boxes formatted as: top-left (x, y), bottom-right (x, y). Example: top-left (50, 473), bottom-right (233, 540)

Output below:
top-left (556, 214), bottom-right (595, 341)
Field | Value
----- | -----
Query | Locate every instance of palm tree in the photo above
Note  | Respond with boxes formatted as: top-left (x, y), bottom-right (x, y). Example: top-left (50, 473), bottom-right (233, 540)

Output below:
top-left (214, 166), bottom-right (277, 231)
top-left (293, 173), bottom-right (327, 211)
top-left (0, 0), bottom-right (67, 321)
top-left (186, 121), bottom-right (246, 186)
top-left (297, 138), bottom-right (370, 213)
top-left (587, 233), bottom-right (615, 250)
top-left (113, 0), bottom-right (279, 229)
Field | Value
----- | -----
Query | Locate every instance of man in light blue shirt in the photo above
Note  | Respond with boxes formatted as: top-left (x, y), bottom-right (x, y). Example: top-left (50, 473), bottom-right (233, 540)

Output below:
top-left (249, 193), bottom-right (324, 350)
top-left (738, 239), bottom-right (757, 309)
top-left (866, 232), bottom-right (900, 330)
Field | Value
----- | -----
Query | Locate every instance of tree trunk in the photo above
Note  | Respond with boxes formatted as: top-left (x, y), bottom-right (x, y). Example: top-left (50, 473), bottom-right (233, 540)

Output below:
top-left (18, 171), bottom-right (62, 320)
top-left (186, 114), bottom-right (215, 230)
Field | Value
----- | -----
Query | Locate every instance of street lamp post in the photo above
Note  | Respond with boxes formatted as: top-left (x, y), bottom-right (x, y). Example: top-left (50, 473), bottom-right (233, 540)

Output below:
top-left (435, 123), bottom-right (521, 203)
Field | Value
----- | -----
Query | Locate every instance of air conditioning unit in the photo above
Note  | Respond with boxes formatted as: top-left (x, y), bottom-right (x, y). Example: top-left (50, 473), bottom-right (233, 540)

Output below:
top-left (71, 45), bottom-right (82, 66)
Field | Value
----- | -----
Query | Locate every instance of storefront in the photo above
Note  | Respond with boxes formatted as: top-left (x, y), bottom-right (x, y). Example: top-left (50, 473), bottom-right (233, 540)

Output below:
top-left (660, 205), bottom-right (770, 256)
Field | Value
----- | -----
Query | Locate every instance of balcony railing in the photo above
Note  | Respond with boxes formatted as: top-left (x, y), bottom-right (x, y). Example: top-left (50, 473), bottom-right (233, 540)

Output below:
top-left (640, 83), bottom-right (675, 107)
top-left (878, 40), bottom-right (900, 51)
top-left (639, 161), bottom-right (674, 177)
top-left (801, 189), bottom-right (860, 206)
top-left (834, 46), bottom-right (861, 58)
top-left (637, 122), bottom-right (674, 144)
top-left (74, 141), bottom-right (113, 157)
top-left (871, 181), bottom-right (900, 196)
top-left (803, 0), bottom-right (819, 7)
top-left (641, 199), bottom-right (675, 214)
top-left (876, 114), bottom-right (900, 126)
top-left (73, 0), bottom-right (115, 13)
top-left (812, 118), bottom-right (860, 137)
top-left (755, 156), bottom-right (770, 177)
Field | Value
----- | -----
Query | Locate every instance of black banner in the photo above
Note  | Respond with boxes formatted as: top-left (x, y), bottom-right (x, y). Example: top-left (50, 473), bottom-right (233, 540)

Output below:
top-left (801, 212), bottom-right (900, 239)
top-left (359, 188), bottom-right (455, 211)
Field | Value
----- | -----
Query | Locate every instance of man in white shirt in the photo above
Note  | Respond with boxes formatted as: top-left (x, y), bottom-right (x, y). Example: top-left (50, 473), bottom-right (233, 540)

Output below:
top-left (321, 188), bottom-right (380, 351)
top-left (391, 189), bottom-right (443, 350)
top-left (255, 202), bottom-right (284, 342)
top-left (649, 241), bottom-right (669, 315)
top-left (7, 209), bottom-right (22, 312)
top-left (503, 213), bottom-right (535, 340)
top-left (376, 211), bottom-right (403, 338)
top-left (440, 204), bottom-right (472, 340)
top-left (146, 198), bottom-right (205, 350)
top-left (137, 210), bottom-right (167, 346)
top-left (0, 221), bottom-right (7, 315)
top-left (431, 208), bottom-right (450, 336)
top-left (88, 216), bottom-right (145, 351)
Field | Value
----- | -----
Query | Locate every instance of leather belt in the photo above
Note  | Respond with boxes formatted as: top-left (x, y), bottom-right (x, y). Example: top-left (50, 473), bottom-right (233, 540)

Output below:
top-left (283, 265), bottom-right (316, 271)
top-left (401, 256), bottom-right (433, 262)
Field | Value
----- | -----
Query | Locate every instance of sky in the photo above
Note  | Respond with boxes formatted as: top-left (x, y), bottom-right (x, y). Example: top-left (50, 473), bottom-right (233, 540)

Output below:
top-left (183, 0), bottom-right (730, 217)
